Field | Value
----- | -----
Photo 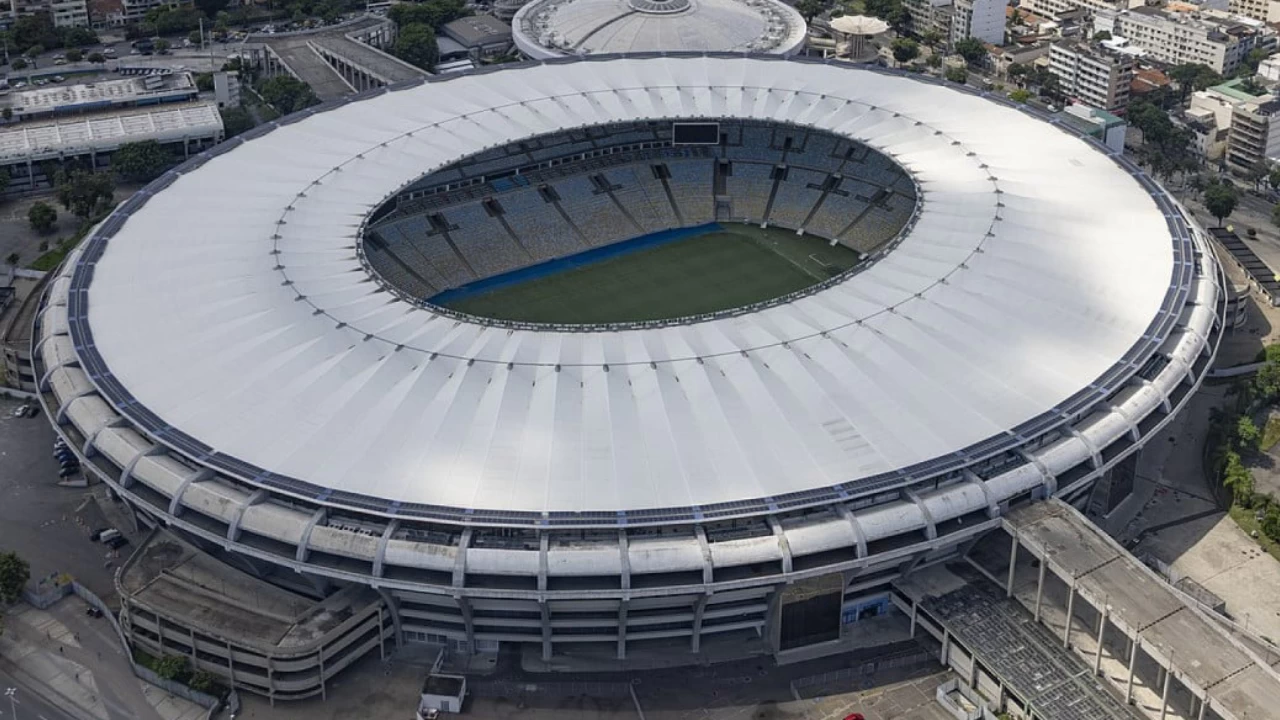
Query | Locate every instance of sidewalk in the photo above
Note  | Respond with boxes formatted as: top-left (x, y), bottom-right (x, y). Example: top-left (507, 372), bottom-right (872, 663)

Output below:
top-left (0, 599), bottom-right (207, 720)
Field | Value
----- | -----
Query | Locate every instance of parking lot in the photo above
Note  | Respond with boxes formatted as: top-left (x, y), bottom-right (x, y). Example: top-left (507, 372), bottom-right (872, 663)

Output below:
top-left (0, 395), bottom-right (126, 601)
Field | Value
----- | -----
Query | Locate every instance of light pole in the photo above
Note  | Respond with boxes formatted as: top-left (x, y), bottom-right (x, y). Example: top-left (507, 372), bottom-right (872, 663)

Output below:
top-left (5, 687), bottom-right (16, 719)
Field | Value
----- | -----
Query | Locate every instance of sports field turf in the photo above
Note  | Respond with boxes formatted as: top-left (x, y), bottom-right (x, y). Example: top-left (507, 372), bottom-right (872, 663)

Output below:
top-left (440, 224), bottom-right (860, 324)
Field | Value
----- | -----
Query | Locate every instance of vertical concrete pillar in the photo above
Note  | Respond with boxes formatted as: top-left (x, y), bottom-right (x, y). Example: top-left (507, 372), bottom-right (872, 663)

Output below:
top-left (540, 602), bottom-right (552, 661)
top-left (1198, 695), bottom-right (1209, 720)
top-left (1093, 607), bottom-right (1108, 676)
top-left (226, 640), bottom-right (236, 686)
top-left (189, 627), bottom-right (197, 667)
top-left (940, 628), bottom-right (950, 665)
top-left (318, 647), bottom-right (326, 701)
top-left (691, 595), bottom-right (708, 653)
top-left (1126, 638), bottom-right (1140, 704)
top-left (617, 601), bottom-right (628, 660)
top-left (378, 606), bottom-right (386, 661)
top-left (909, 600), bottom-right (918, 638)
top-left (1158, 663), bottom-right (1172, 720)
top-left (1006, 536), bottom-right (1018, 597)
top-left (267, 656), bottom-right (275, 707)
top-left (1034, 555), bottom-right (1047, 622)
top-left (1063, 582), bottom-right (1075, 648)
top-left (765, 587), bottom-right (783, 653)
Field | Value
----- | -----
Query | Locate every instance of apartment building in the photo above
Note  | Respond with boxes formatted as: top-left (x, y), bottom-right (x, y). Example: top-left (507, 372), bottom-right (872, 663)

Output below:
top-left (1047, 41), bottom-right (1135, 112)
top-left (951, 0), bottom-right (1005, 44)
top-left (1226, 96), bottom-right (1280, 172)
top-left (1229, 0), bottom-right (1269, 22)
top-left (50, 0), bottom-right (88, 26)
top-left (1094, 7), bottom-right (1275, 74)
top-left (903, 0), bottom-right (954, 39)
top-left (1023, 0), bottom-right (1127, 21)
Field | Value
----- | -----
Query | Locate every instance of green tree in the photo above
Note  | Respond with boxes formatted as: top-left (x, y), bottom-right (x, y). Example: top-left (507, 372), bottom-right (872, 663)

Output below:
top-left (188, 29), bottom-right (203, 46)
top-left (1009, 88), bottom-right (1031, 103)
top-left (891, 37), bottom-right (919, 66)
top-left (1169, 63), bottom-right (1222, 99)
top-left (1094, 30), bottom-right (1112, 41)
top-left (388, 0), bottom-right (467, 30)
top-left (0, 551), bottom-right (30, 604)
top-left (64, 48), bottom-right (81, 62)
top-left (1223, 450), bottom-right (1255, 505)
top-left (920, 29), bottom-right (942, 48)
top-left (10, 58), bottom-right (27, 70)
top-left (257, 75), bottom-right (319, 115)
top-left (188, 671), bottom-right (220, 694)
top-left (219, 106), bottom-right (254, 138)
top-left (154, 38), bottom-right (170, 52)
top-left (795, 0), bottom-right (824, 21)
top-left (112, 141), bottom-right (172, 182)
top-left (194, 0), bottom-right (230, 19)
top-left (1204, 181), bottom-right (1239, 226)
top-left (86, 52), bottom-right (105, 64)
top-left (55, 170), bottom-right (114, 219)
top-left (1238, 416), bottom-right (1261, 449)
top-left (944, 66), bottom-right (967, 84)
top-left (154, 655), bottom-right (190, 682)
top-left (27, 201), bottom-right (57, 234)
top-left (953, 37), bottom-right (987, 67)
top-left (393, 23), bottom-right (439, 71)
top-left (3, 253), bottom-right (16, 266)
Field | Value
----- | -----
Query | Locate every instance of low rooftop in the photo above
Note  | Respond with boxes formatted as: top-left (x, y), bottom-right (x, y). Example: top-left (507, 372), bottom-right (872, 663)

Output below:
top-left (442, 14), bottom-right (512, 48)
top-left (247, 15), bottom-right (427, 101)
top-left (120, 530), bottom-right (382, 653)
top-left (1005, 500), bottom-right (1280, 720)
top-left (0, 101), bottom-right (223, 164)
top-left (1, 73), bottom-right (196, 117)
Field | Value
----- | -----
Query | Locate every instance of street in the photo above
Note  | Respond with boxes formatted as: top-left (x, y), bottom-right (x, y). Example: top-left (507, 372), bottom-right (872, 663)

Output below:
top-left (0, 667), bottom-right (81, 720)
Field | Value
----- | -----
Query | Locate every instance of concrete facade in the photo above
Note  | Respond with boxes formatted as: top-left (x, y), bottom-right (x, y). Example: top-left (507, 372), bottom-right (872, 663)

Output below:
top-left (1094, 7), bottom-right (1276, 75)
top-left (119, 530), bottom-right (393, 702)
top-left (1048, 41), bottom-right (1134, 112)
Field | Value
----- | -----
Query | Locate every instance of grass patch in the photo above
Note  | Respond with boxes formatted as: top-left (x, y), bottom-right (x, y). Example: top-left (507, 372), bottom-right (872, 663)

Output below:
top-left (29, 223), bottom-right (93, 272)
top-left (441, 224), bottom-right (861, 324)
top-left (1228, 504), bottom-right (1280, 563)
top-left (1262, 416), bottom-right (1280, 452)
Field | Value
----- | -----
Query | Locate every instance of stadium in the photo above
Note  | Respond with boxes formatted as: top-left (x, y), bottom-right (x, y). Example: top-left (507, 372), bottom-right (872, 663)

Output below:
top-left (32, 54), bottom-right (1223, 699)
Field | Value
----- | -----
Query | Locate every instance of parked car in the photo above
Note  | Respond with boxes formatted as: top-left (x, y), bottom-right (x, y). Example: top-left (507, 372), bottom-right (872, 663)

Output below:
top-left (58, 467), bottom-right (78, 478)
top-left (51, 75), bottom-right (65, 83)
top-left (105, 535), bottom-right (129, 550)
top-left (98, 528), bottom-right (121, 544)
top-left (89, 527), bottom-right (110, 541)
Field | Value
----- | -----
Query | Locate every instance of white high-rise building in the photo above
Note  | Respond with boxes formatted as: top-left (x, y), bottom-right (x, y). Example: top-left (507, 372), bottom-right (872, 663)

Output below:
top-left (951, 0), bottom-right (1005, 45)
top-left (1094, 7), bottom-right (1276, 75)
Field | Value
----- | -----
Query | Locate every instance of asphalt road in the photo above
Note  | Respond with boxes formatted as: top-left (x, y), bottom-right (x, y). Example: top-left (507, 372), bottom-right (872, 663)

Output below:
top-left (0, 666), bottom-right (81, 720)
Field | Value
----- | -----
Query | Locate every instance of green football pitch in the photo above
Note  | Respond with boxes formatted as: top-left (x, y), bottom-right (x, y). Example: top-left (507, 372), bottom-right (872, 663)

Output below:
top-left (441, 224), bottom-right (861, 325)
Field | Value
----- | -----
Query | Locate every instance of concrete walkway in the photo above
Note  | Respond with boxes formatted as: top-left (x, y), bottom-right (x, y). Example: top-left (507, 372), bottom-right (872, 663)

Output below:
top-left (0, 599), bottom-right (205, 720)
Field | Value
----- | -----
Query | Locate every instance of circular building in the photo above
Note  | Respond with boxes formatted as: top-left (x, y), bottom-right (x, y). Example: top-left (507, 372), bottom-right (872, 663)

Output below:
top-left (35, 55), bottom-right (1221, 693)
top-left (511, 0), bottom-right (808, 58)
top-left (828, 14), bottom-right (889, 60)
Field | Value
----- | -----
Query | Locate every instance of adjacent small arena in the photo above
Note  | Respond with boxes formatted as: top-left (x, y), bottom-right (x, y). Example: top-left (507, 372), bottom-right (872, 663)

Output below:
top-left (33, 55), bottom-right (1224, 697)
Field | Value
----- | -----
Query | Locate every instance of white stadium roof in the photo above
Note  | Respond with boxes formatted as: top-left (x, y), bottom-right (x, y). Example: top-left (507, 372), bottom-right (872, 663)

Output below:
top-left (75, 56), bottom-right (1179, 519)
top-left (511, 0), bottom-right (808, 58)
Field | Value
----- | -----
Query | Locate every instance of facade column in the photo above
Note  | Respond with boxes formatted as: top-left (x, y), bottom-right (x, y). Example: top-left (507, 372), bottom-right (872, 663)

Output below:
top-left (1006, 535), bottom-right (1018, 597)
top-left (318, 647), bottom-right (326, 701)
top-left (378, 606), bottom-right (386, 661)
top-left (1062, 581), bottom-right (1075, 649)
top-left (691, 594), bottom-right (708, 653)
top-left (1198, 695), bottom-right (1209, 720)
top-left (617, 601), bottom-right (628, 660)
top-left (1093, 607), bottom-right (1109, 676)
top-left (909, 600), bottom-right (918, 638)
top-left (1158, 663), bottom-right (1172, 720)
top-left (540, 602), bottom-right (552, 661)
top-left (189, 627), bottom-right (198, 666)
top-left (267, 656), bottom-right (275, 707)
top-left (940, 628), bottom-right (950, 665)
top-left (1034, 554), bottom-right (1047, 622)
top-left (1126, 638), bottom-right (1141, 704)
